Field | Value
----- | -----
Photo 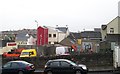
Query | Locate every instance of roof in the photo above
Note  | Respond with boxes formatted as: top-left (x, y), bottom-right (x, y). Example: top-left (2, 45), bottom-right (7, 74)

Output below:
top-left (49, 59), bottom-right (71, 62)
top-left (69, 32), bottom-right (81, 39)
top-left (9, 60), bottom-right (29, 63)
top-left (8, 60), bottom-right (31, 64)
top-left (107, 16), bottom-right (120, 26)
top-left (81, 31), bottom-right (101, 38)
top-left (16, 32), bottom-right (29, 41)
top-left (2, 29), bottom-right (37, 35)
top-left (56, 27), bottom-right (68, 33)
top-left (60, 37), bottom-right (75, 46)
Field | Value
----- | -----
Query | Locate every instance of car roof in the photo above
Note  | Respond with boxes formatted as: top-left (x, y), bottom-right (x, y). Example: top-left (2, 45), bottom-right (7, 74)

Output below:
top-left (8, 60), bottom-right (30, 64)
top-left (48, 59), bottom-right (71, 62)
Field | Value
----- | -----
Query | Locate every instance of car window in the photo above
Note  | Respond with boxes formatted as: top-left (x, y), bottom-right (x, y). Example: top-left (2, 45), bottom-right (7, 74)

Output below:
top-left (11, 62), bottom-right (19, 68)
top-left (3, 62), bottom-right (11, 68)
top-left (50, 61), bottom-right (60, 67)
top-left (60, 61), bottom-right (70, 67)
top-left (21, 52), bottom-right (29, 55)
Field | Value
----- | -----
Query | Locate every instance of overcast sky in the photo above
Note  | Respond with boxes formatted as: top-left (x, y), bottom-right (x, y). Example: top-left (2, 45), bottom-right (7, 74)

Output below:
top-left (0, 0), bottom-right (120, 32)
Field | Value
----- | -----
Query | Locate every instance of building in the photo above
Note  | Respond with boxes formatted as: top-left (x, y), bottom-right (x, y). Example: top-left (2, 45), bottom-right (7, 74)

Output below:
top-left (101, 16), bottom-right (120, 47)
top-left (47, 26), bottom-right (70, 44)
top-left (60, 28), bottom-right (102, 53)
top-left (37, 26), bottom-right (48, 46)
top-left (80, 30), bottom-right (102, 53)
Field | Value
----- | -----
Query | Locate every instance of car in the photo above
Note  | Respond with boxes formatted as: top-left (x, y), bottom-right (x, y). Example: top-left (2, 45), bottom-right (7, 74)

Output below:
top-left (44, 59), bottom-right (88, 74)
top-left (2, 60), bottom-right (35, 74)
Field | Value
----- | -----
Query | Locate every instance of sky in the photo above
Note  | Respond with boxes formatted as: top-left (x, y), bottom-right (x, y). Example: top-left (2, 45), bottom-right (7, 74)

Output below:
top-left (0, 0), bottom-right (120, 32)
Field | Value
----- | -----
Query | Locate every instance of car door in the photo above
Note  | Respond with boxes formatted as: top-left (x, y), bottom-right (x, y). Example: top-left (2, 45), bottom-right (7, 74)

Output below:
top-left (49, 61), bottom-right (61, 74)
top-left (60, 61), bottom-right (74, 74)
top-left (2, 62), bottom-right (12, 74)
top-left (10, 62), bottom-right (20, 73)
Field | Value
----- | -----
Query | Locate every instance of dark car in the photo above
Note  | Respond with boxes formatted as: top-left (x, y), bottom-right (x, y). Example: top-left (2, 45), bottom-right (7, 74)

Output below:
top-left (44, 59), bottom-right (88, 74)
top-left (2, 60), bottom-right (35, 74)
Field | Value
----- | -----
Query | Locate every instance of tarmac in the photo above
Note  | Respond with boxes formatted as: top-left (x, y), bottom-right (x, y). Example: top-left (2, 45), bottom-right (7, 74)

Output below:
top-left (88, 66), bottom-right (114, 72)
top-left (35, 66), bottom-right (114, 73)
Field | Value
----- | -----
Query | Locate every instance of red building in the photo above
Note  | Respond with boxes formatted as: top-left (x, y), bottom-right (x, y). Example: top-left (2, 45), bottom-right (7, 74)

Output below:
top-left (37, 26), bottom-right (48, 46)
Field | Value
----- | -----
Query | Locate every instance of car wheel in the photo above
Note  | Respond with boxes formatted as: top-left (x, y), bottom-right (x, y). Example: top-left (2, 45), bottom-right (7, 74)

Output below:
top-left (76, 70), bottom-right (81, 74)
top-left (18, 71), bottom-right (24, 74)
top-left (47, 71), bottom-right (52, 74)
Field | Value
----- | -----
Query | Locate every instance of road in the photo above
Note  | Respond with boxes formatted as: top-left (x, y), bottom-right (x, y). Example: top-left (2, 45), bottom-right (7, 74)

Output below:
top-left (88, 72), bottom-right (113, 74)
top-left (33, 71), bottom-right (114, 74)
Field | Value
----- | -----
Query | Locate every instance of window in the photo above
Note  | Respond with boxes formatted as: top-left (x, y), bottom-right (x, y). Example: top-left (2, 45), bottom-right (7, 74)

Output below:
top-left (53, 34), bottom-right (56, 37)
top-left (60, 61), bottom-right (70, 67)
top-left (49, 34), bottom-right (52, 37)
top-left (50, 61), bottom-right (60, 67)
top-left (3, 62), bottom-right (11, 68)
top-left (110, 28), bottom-right (114, 33)
top-left (11, 63), bottom-right (19, 68)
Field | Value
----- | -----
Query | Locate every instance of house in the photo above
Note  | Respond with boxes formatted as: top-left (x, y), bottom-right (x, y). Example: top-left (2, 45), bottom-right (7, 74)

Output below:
top-left (16, 32), bottom-right (29, 45)
top-left (27, 35), bottom-right (36, 45)
top-left (47, 26), bottom-right (70, 44)
top-left (81, 30), bottom-right (102, 53)
top-left (7, 29), bottom-right (37, 45)
top-left (101, 16), bottom-right (120, 48)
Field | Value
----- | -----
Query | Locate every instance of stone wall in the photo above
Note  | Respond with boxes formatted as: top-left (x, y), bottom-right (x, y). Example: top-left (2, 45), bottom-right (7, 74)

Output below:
top-left (2, 53), bottom-right (113, 69)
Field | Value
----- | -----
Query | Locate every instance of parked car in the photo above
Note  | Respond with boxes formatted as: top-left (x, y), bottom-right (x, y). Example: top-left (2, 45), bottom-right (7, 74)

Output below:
top-left (2, 60), bottom-right (35, 74)
top-left (44, 59), bottom-right (88, 74)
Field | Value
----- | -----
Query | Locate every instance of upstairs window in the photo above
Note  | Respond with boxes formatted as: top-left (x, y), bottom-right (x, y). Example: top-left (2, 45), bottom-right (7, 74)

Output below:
top-left (110, 28), bottom-right (114, 33)
top-left (49, 34), bottom-right (52, 37)
top-left (53, 34), bottom-right (56, 38)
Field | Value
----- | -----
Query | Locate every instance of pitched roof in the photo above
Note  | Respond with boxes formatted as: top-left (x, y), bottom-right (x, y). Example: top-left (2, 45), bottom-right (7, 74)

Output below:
top-left (16, 32), bottom-right (29, 41)
top-left (56, 27), bottom-right (68, 33)
top-left (81, 31), bottom-right (101, 38)
top-left (60, 37), bottom-right (75, 46)
top-left (69, 32), bottom-right (81, 39)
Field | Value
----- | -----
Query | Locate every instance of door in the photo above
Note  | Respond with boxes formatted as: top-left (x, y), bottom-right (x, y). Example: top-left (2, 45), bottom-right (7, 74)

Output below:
top-left (10, 62), bottom-right (20, 73)
top-left (2, 62), bottom-right (12, 74)
top-left (60, 61), bottom-right (74, 74)
top-left (49, 61), bottom-right (61, 74)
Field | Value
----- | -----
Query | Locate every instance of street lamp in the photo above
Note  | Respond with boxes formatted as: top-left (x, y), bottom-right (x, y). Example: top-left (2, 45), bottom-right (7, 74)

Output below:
top-left (35, 20), bottom-right (38, 28)
top-left (35, 20), bottom-right (39, 51)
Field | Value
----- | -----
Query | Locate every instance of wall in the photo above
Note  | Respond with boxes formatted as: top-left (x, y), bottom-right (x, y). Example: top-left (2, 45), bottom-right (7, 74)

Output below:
top-left (2, 53), bottom-right (113, 69)
top-left (48, 29), bottom-right (58, 44)
top-left (107, 17), bottom-right (119, 34)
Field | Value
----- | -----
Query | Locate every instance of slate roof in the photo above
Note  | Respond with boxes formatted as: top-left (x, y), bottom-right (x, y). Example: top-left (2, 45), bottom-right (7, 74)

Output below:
top-left (69, 33), bottom-right (81, 39)
top-left (56, 27), bottom-right (68, 33)
top-left (16, 32), bottom-right (29, 41)
top-left (81, 31), bottom-right (101, 38)
top-left (2, 29), bottom-right (37, 35)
